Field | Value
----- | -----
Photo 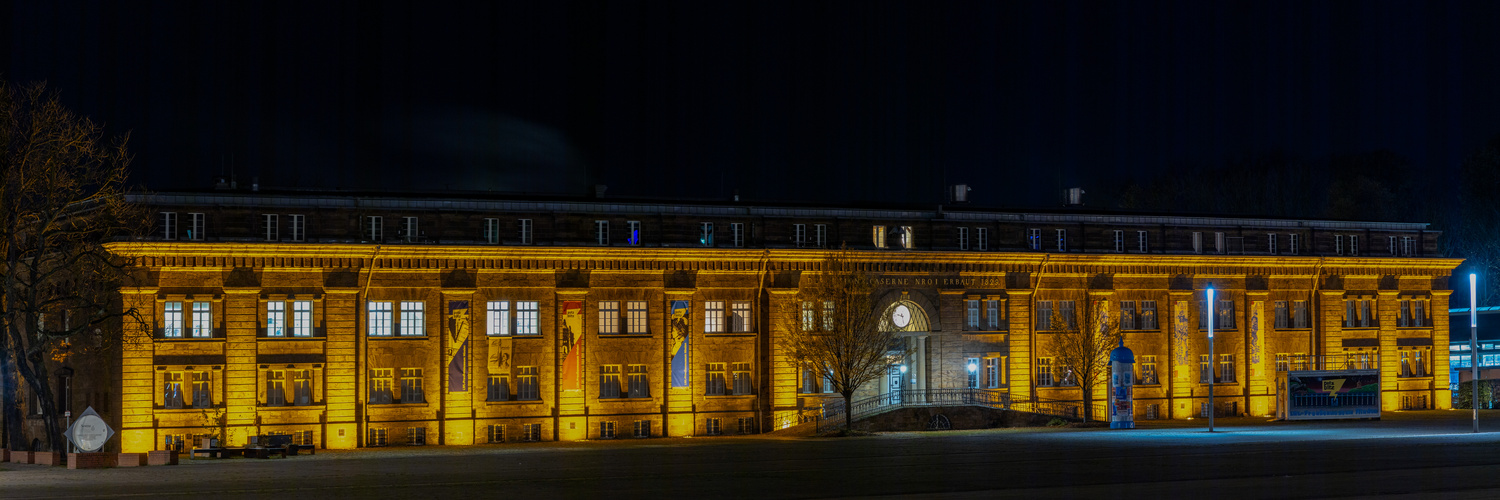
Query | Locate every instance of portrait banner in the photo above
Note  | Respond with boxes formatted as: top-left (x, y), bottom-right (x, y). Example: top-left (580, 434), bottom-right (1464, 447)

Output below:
top-left (446, 300), bottom-right (471, 392)
top-left (560, 300), bottom-right (584, 391)
top-left (670, 300), bottom-right (691, 388)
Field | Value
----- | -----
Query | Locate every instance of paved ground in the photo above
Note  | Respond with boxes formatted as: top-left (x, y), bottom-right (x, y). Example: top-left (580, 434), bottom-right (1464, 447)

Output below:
top-left (6, 411), bottom-right (1500, 499)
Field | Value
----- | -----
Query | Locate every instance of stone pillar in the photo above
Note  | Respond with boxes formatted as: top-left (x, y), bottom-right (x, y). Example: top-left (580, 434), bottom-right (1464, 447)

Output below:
top-left (1433, 290), bottom-right (1454, 409)
top-left (223, 290), bottom-right (258, 447)
top-left (1006, 289), bottom-right (1034, 400)
top-left (119, 289), bottom-right (159, 453)
top-left (440, 290), bottom-right (477, 445)
top-left (323, 290), bottom-right (359, 450)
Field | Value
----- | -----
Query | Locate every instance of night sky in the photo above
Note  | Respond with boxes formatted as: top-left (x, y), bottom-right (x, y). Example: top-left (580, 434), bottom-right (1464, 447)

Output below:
top-left (5, 1), bottom-right (1499, 208)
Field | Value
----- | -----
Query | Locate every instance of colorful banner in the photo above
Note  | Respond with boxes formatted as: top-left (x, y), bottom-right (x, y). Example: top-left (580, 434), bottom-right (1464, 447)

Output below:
top-left (559, 301), bottom-right (584, 391)
top-left (670, 300), bottom-right (691, 388)
top-left (1172, 301), bottom-right (1192, 383)
top-left (446, 301), bottom-right (471, 392)
top-left (1285, 372), bottom-right (1381, 420)
top-left (1249, 301), bottom-right (1264, 381)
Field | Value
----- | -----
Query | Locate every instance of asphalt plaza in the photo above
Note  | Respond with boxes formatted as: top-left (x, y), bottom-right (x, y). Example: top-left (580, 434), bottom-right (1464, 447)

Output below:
top-left (5, 411), bottom-right (1500, 499)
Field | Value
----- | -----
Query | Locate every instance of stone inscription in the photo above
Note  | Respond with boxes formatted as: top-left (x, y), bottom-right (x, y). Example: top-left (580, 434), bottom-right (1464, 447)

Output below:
top-left (874, 277), bottom-right (1005, 288)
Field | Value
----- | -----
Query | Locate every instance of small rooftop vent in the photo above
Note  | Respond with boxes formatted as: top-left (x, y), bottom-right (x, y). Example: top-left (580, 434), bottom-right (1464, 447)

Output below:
top-left (950, 184), bottom-right (971, 203)
top-left (1063, 187), bottom-right (1085, 207)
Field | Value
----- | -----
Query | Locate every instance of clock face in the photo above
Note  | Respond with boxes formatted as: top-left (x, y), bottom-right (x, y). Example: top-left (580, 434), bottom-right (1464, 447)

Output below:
top-left (892, 305), bottom-right (912, 328)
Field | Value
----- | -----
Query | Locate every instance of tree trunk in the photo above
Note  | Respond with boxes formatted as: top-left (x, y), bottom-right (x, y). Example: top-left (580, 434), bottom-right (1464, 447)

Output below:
top-left (843, 391), bottom-right (853, 432)
top-left (1, 346), bottom-right (20, 450)
top-left (20, 355), bottom-right (62, 451)
top-left (1082, 386), bottom-right (1093, 422)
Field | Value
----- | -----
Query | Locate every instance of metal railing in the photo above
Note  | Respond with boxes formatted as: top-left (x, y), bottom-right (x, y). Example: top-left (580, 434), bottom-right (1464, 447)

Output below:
top-left (1279, 354), bottom-right (1382, 372)
top-left (813, 389), bottom-right (1081, 434)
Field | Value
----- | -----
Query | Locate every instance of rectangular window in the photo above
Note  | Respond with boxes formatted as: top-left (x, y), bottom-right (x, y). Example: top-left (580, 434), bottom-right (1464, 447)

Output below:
top-left (794, 224), bottom-right (807, 247)
top-left (700, 222), bottom-right (715, 247)
top-left (1113, 230), bottom-right (1125, 253)
top-left (628, 364), bottom-right (649, 398)
top-left (164, 301), bottom-right (184, 338)
top-left (293, 370), bottom-right (313, 405)
top-left (1268, 233), bottom-right (1278, 255)
top-left (1219, 354), bottom-right (1235, 383)
top-left (987, 300), bottom-right (1001, 329)
top-left (1275, 353), bottom-right (1289, 372)
top-left (188, 213), bottom-right (205, 241)
top-left (266, 370), bottom-right (285, 406)
top-left (1399, 299), bottom-right (1410, 327)
top-left (1058, 300), bottom-right (1077, 329)
top-left (407, 427), bottom-right (426, 446)
top-left (1217, 300), bottom-right (1236, 329)
top-left (192, 302), bottom-right (213, 338)
top-left (191, 371), bottom-right (212, 408)
top-left (515, 301), bottom-right (539, 335)
top-left (1274, 301), bottom-right (1289, 329)
top-left (1138, 230), bottom-right (1148, 253)
top-left (1400, 351), bottom-right (1412, 377)
top-left (732, 362), bottom-right (753, 395)
top-left (487, 301), bottom-right (510, 336)
top-left (1192, 232), bottom-right (1203, 253)
top-left (898, 226), bottom-right (914, 249)
top-left (800, 301), bottom-right (814, 331)
top-left (1389, 236), bottom-right (1398, 256)
top-left (627, 221), bottom-right (641, 245)
top-left (1293, 300), bottom-right (1309, 328)
top-left (519, 219), bottom-right (533, 245)
top-left (986, 357), bottom-right (1001, 387)
top-left (1350, 235), bottom-right (1358, 256)
top-left (738, 417), bottom-right (755, 435)
top-left (1414, 299), bottom-right (1426, 327)
top-left (262, 214), bottom-right (279, 241)
top-left (599, 421), bottom-right (616, 439)
top-left (400, 368), bottom-right (424, 403)
top-left (706, 418), bottom-right (722, 436)
top-left (977, 227), bottom-right (988, 251)
top-left (266, 301), bottom-right (285, 337)
top-left (1344, 298), bottom-right (1374, 328)
top-left (161, 212), bottom-right (177, 240)
top-left (288, 214), bottom-right (304, 242)
top-left (1035, 301), bottom-right (1053, 331)
top-left (598, 301), bottom-right (621, 335)
top-left (815, 224), bottom-right (828, 248)
top-left (1056, 229), bottom-right (1067, 251)
top-left (598, 365), bottom-right (622, 399)
top-left (517, 366), bottom-right (540, 400)
top-left (1401, 236), bottom-right (1414, 256)
top-left (522, 423), bottom-right (541, 442)
top-left (399, 301), bottom-right (425, 336)
top-left (369, 368), bottom-right (393, 404)
top-left (1289, 233), bottom-right (1300, 255)
top-left (966, 358), bottom-right (980, 388)
top-left (872, 225), bottom-right (887, 249)
top-left (487, 424), bottom-right (506, 443)
top-left (822, 301), bottom-right (834, 330)
top-left (1037, 358), bottom-right (1054, 386)
top-left (595, 220), bottom-right (609, 246)
top-left (706, 363), bottom-right (727, 396)
top-left (1140, 355), bottom-right (1158, 385)
top-left (365, 216), bottom-right (383, 242)
top-left (966, 300), bottom-right (980, 329)
top-left (1028, 228), bottom-right (1041, 250)
top-left (402, 216), bottom-right (419, 243)
top-left (1415, 349), bottom-right (1427, 376)
top-left (1200, 355), bottom-right (1213, 383)
top-left (1336, 235), bottom-right (1345, 255)
top-left (292, 300), bottom-right (312, 337)
top-left (368, 428), bottom-right (387, 446)
top-left (704, 301), bottom-right (725, 333)
top-left (626, 301), bottom-right (648, 334)
top-left (487, 374), bottom-right (510, 401)
top-left (1214, 232), bottom-right (1225, 254)
top-left (731, 223), bottom-right (744, 247)
top-left (1140, 300), bottom-right (1158, 330)
top-left (957, 227), bottom-right (969, 250)
top-left (484, 218), bottom-right (500, 244)
top-left (731, 301), bottom-right (753, 332)
top-left (163, 372), bottom-right (184, 408)
top-left (368, 301), bottom-right (393, 336)
top-left (1120, 301), bottom-right (1137, 330)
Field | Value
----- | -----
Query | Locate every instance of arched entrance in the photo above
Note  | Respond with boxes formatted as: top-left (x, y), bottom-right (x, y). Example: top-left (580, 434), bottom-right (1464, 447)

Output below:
top-left (878, 295), bottom-right (932, 404)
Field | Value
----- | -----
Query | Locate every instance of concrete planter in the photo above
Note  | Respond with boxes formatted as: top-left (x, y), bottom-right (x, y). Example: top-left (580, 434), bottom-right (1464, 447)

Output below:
top-left (147, 450), bottom-right (178, 466)
top-left (11, 450), bottom-right (33, 464)
top-left (68, 452), bottom-right (115, 469)
top-left (34, 451), bottom-right (63, 466)
top-left (117, 453), bottom-right (147, 467)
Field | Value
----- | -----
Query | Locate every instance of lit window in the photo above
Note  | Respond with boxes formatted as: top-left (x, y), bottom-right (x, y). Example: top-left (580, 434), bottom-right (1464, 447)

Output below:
top-left (191, 302), bottom-right (213, 338)
top-left (487, 301), bottom-right (510, 336)
top-left (292, 300), bottom-right (313, 337)
top-left (1028, 228), bottom-right (1041, 250)
top-left (163, 301), bottom-right (184, 338)
top-left (704, 301), bottom-right (725, 333)
top-left (872, 225), bottom-right (887, 249)
top-left (731, 301), bottom-right (752, 332)
top-left (626, 301), bottom-right (648, 334)
top-left (267, 301), bottom-right (285, 337)
top-left (367, 302), bottom-right (393, 336)
top-left (515, 302), bottom-right (539, 335)
top-left (966, 300), bottom-right (980, 329)
top-left (598, 301), bottom-right (621, 334)
top-left (399, 301), bottom-right (425, 336)
top-left (986, 299), bottom-right (1001, 329)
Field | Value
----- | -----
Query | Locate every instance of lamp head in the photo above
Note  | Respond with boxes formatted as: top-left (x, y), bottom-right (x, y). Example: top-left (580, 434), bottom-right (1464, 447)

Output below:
top-left (967, 362), bottom-right (977, 373)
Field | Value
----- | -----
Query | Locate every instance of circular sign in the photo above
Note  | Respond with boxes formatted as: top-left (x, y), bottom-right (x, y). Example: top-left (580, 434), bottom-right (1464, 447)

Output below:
top-left (70, 414), bottom-right (110, 452)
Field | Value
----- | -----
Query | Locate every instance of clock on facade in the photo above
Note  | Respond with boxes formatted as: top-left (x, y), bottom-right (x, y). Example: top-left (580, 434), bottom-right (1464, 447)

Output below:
top-left (891, 304), bottom-right (911, 328)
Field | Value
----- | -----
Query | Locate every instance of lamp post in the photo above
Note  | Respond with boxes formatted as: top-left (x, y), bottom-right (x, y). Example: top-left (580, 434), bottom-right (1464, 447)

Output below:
top-left (1207, 283), bottom-right (1215, 433)
top-left (967, 361), bottom-right (978, 403)
top-left (1472, 273), bottom-right (1479, 433)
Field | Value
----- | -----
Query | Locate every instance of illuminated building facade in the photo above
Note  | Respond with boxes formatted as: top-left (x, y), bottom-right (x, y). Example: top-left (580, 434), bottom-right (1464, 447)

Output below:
top-left (88, 191), bottom-right (1461, 452)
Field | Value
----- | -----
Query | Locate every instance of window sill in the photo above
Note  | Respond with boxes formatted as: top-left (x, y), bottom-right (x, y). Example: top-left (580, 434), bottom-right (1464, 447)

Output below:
top-left (155, 338), bottom-right (225, 342)
top-left (368, 335), bottom-right (430, 340)
top-left (1133, 383), bottom-right (1162, 388)
top-left (1341, 326), bottom-right (1380, 331)
top-left (1200, 382), bottom-right (1239, 386)
top-left (484, 399), bottom-right (543, 405)
top-left (259, 403), bottom-right (326, 409)
top-left (1396, 375), bottom-right (1434, 380)
top-left (704, 394), bottom-right (756, 399)
top-left (705, 332), bottom-right (757, 337)
top-left (596, 397), bottom-right (655, 402)
top-left (155, 406), bottom-right (223, 412)
top-left (1273, 327), bottom-right (1312, 331)
top-left (259, 336), bottom-right (324, 341)
top-left (367, 402), bottom-right (430, 407)
top-left (486, 334), bottom-right (544, 339)
top-left (1395, 326), bottom-right (1433, 330)
top-left (598, 334), bottom-right (654, 339)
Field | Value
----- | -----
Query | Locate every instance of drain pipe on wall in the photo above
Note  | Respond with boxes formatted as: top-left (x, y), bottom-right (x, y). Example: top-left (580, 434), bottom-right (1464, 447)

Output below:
top-left (1029, 254), bottom-right (1050, 404)
top-left (357, 245), bottom-right (382, 448)
top-left (753, 249), bottom-right (770, 431)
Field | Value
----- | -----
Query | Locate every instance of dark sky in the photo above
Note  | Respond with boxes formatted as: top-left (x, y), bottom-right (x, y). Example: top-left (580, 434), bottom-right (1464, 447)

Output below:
top-left (5, 1), bottom-right (1499, 208)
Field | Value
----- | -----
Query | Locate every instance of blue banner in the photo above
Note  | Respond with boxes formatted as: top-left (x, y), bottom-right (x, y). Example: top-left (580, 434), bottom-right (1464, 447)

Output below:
top-left (670, 300), bottom-right (691, 388)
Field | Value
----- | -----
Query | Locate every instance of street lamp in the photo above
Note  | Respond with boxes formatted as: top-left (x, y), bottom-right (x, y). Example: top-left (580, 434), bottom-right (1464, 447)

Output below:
top-left (1207, 283), bottom-right (1215, 433)
top-left (1472, 273), bottom-right (1479, 433)
top-left (967, 361), bottom-right (978, 402)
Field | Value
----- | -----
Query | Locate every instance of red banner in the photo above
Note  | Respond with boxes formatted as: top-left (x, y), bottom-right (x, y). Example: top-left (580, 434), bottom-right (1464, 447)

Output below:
top-left (559, 301), bottom-right (584, 391)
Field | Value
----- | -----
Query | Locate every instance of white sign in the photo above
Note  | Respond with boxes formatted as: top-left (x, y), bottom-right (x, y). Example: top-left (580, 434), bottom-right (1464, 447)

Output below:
top-left (64, 407), bottom-right (114, 453)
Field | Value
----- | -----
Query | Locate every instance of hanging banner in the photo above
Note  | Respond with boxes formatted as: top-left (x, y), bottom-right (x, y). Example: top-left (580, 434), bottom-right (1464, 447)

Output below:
top-left (1249, 301), bottom-right (1265, 382)
top-left (446, 301), bottom-right (471, 392)
top-left (670, 300), bottom-right (691, 388)
top-left (559, 301), bottom-right (584, 391)
top-left (1172, 301), bottom-right (1192, 383)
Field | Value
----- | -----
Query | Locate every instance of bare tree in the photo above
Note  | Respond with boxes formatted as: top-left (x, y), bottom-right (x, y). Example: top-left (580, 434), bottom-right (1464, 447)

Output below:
top-left (1047, 297), bottom-right (1121, 422)
top-left (0, 80), bottom-right (145, 451)
top-left (778, 248), bottom-right (910, 432)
